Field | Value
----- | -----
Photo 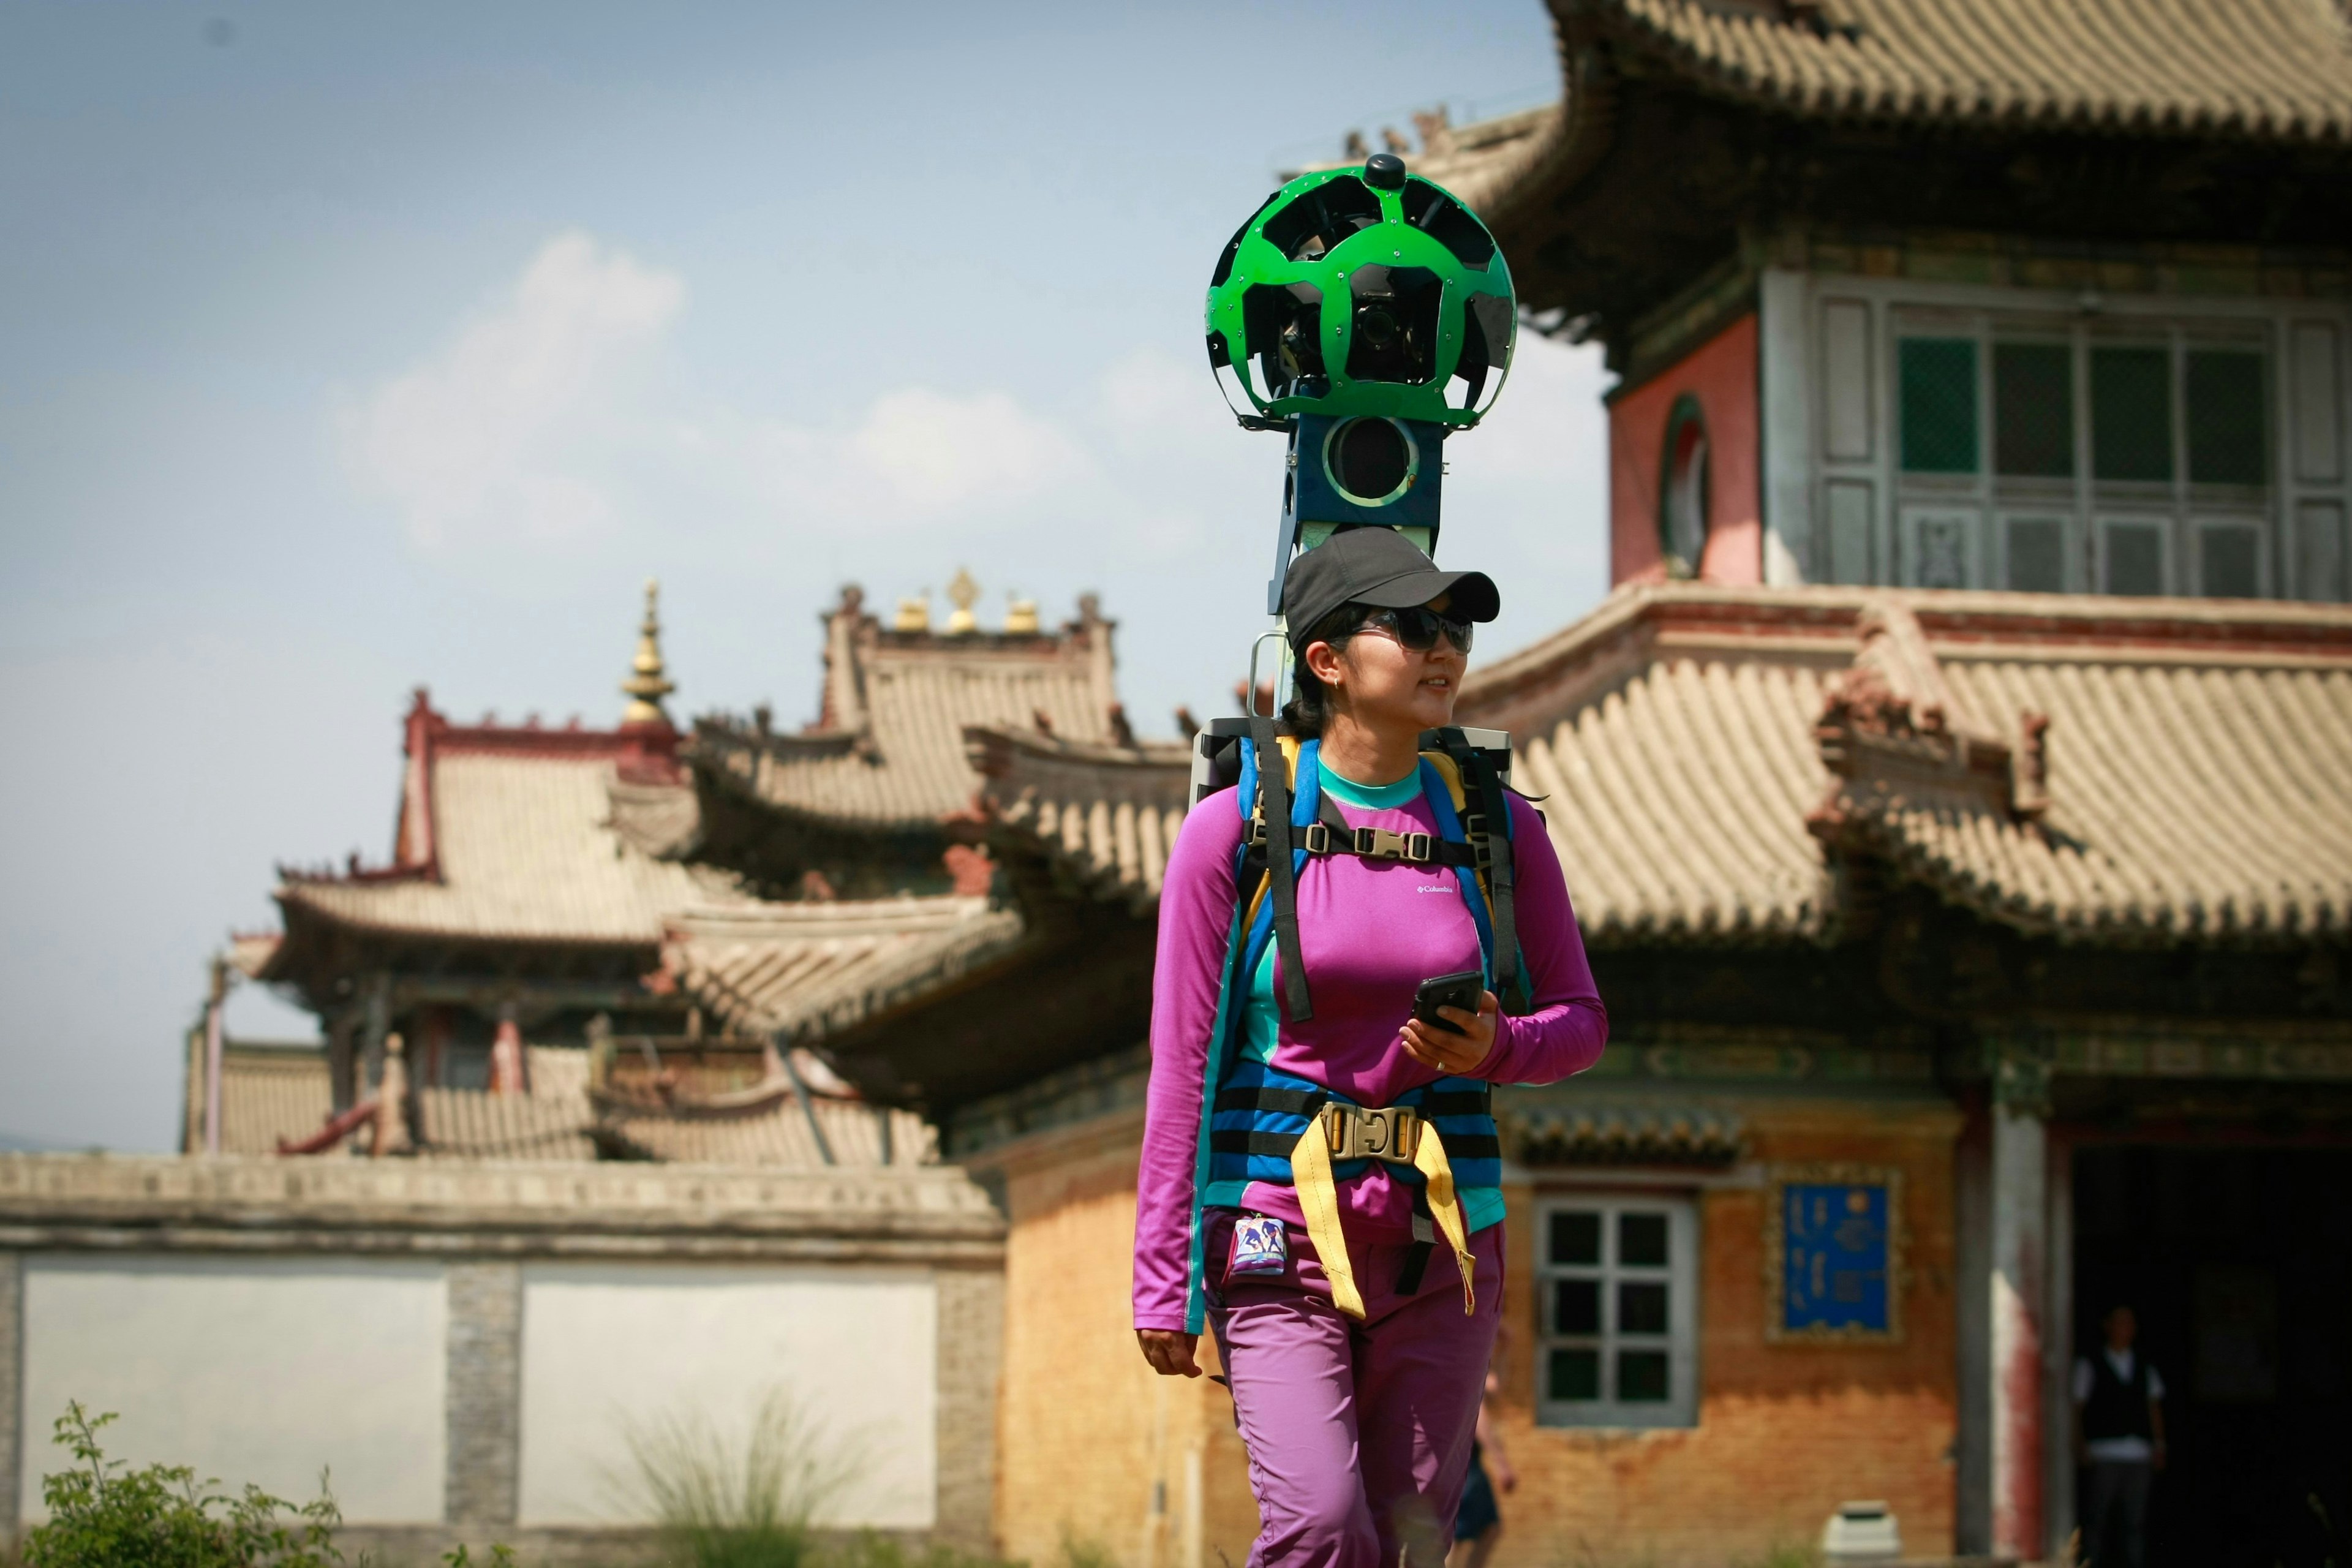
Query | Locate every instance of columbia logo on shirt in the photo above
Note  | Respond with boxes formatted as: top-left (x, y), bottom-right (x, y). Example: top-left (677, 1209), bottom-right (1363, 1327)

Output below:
top-left (1417, 885), bottom-right (1452, 894)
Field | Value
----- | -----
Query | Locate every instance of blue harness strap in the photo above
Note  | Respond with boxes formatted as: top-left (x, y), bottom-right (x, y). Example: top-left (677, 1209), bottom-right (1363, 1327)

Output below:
top-left (1209, 1061), bottom-right (1504, 1188)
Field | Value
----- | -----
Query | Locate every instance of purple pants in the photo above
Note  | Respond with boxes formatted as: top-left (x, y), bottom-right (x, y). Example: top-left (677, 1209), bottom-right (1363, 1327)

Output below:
top-left (1206, 1210), bottom-right (1505, 1568)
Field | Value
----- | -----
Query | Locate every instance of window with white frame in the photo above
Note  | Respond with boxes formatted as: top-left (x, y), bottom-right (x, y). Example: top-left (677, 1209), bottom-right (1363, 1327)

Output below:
top-left (1535, 1194), bottom-right (1698, 1428)
top-left (1890, 317), bottom-right (2272, 597)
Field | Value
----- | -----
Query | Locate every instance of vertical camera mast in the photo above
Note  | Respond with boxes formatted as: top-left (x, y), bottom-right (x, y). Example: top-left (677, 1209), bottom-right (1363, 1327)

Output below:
top-left (1201, 151), bottom-right (1519, 696)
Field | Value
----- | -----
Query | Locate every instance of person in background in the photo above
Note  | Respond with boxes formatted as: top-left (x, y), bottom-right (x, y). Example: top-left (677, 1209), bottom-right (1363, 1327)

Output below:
top-left (1447, 1351), bottom-right (1516, 1568)
top-left (2073, 1302), bottom-right (2166, 1568)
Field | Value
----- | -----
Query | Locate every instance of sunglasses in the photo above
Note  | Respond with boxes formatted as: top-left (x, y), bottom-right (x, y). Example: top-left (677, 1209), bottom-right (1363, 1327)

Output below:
top-left (1355, 605), bottom-right (1474, 654)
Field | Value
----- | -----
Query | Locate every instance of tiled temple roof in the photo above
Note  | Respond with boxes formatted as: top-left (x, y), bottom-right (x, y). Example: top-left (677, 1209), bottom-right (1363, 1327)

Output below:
top-left (1401, 1), bottom-right (2352, 217)
top-left (692, 586), bottom-right (1126, 835)
top-left (660, 895), bottom-right (1030, 1042)
top-left (963, 728), bottom-right (1195, 912)
top-left (204, 1046), bottom-right (335, 1156)
top-left (1567, 0), bottom-right (2352, 142)
top-left (1503, 1099), bottom-right (1746, 1168)
top-left (966, 586), bottom-right (2352, 948)
top-left (262, 690), bottom-right (771, 957)
top-left (211, 1040), bottom-right (928, 1167)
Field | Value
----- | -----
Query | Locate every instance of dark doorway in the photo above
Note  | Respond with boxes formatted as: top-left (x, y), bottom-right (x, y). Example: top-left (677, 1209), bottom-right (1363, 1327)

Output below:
top-left (2073, 1145), bottom-right (2352, 1568)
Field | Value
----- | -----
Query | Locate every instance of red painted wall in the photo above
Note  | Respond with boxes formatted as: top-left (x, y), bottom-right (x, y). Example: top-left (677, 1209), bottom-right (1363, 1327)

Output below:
top-left (1608, 312), bottom-right (1762, 587)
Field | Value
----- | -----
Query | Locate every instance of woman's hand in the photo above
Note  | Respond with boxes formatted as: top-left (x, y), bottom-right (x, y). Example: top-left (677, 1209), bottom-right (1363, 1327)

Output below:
top-left (1137, 1329), bottom-right (1202, 1378)
top-left (1400, 991), bottom-right (1498, 1076)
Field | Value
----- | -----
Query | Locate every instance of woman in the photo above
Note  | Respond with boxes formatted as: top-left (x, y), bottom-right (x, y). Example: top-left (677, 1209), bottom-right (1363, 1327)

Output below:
top-left (1133, 529), bottom-right (1607, 1568)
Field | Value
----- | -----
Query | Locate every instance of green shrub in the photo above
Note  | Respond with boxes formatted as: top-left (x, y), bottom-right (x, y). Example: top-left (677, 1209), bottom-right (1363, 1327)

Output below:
top-left (1729, 1545), bottom-right (1819, 1568)
top-left (23, 1403), bottom-right (356, 1568)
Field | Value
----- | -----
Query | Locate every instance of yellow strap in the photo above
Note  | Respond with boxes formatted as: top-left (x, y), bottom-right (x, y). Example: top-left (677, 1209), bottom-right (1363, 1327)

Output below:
top-left (1289, 1119), bottom-right (1367, 1321)
top-left (1412, 1122), bottom-right (1479, 1316)
top-left (1289, 1113), bottom-right (1477, 1321)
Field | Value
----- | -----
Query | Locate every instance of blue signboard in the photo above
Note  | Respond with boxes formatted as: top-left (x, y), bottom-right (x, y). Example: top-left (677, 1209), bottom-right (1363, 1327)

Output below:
top-left (1781, 1182), bottom-right (1890, 1334)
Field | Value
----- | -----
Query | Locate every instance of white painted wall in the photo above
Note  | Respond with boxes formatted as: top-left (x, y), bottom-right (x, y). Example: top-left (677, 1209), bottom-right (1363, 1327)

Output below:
top-left (20, 1254), bottom-right (447, 1523)
top-left (516, 1261), bottom-right (937, 1530)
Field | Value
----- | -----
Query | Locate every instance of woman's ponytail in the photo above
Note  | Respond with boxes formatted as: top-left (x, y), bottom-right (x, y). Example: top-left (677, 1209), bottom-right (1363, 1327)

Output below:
top-left (1280, 603), bottom-right (1366, 739)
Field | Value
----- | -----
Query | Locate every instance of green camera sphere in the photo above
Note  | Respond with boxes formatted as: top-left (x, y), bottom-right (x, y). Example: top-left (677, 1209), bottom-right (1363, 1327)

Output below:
top-left (1205, 154), bottom-right (1516, 430)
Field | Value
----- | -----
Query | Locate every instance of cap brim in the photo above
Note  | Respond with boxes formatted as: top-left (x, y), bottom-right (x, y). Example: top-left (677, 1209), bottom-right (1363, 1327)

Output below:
top-left (1351, 567), bottom-right (1501, 622)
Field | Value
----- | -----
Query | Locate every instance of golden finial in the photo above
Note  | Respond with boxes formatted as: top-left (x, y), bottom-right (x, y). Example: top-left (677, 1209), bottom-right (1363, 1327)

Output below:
top-left (1004, 594), bottom-right (1041, 635)
top-left (620, 578), bottom-right (676, 726)
top-left (946, 568), bottom-right (981, 634)
top-left (894, 592), bottom-right (932, 632)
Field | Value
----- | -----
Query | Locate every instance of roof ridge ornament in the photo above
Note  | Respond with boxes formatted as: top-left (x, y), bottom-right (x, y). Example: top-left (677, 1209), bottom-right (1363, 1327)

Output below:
top-left (621, 578), bottom-right (677, 728)
top-left (946, 568), bottom-right (981, 634)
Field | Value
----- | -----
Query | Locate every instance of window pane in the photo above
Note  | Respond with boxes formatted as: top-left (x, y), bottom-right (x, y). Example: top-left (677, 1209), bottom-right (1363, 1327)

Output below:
top-left (2007, 517), bottom-right (2066, 592)
top-left (1995, 342), bottom-right (2073, 477)
top-left (2092, 347), bottom-right (2174, 481)
top-left (1900, 338), bottom-right (1979, 473)
top-left (1548, 1211), bottom-right (1600, 1267)
top-left (2187, 350), bottom-right (2267, 485)
top-left (1917, 513), bottom-right (1974, 589)
top-left (1619, 1212), bottom-right (1668, 1267)
top-left (1553, 1278), bottom-right (1600, 1336)
top-left (2106, 522), bottom-right (2166, 596)
top-left (1618, 1350), bottom-right (1672, 1403)
top-left (1619, 1280), bottom-right (1670, 1336)
top-left (2201, 527), bottom-right (2261, 598)
top-left (1549, 1348), bottom-right (1599, 1401)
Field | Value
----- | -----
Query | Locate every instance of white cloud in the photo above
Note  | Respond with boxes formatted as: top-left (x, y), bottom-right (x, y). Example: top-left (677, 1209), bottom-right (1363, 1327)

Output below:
top-left (345, 230), bottom-right (685, 551)
top-left (337, 232), bottom-right (1613, 688)
top-left (847, 387), bottom-right (1089, 511)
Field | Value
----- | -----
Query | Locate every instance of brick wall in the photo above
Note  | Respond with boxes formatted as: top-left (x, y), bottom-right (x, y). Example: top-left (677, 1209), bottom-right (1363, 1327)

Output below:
top-left (1486, 1103), bottom-right (1961, 1567)
top-left (936, 1263), bottom-right (1006, 1553)
top-left (987, 1114), bottom-right (1258, 1568)
top-left (445, 1261), bottom-right (522, 1526)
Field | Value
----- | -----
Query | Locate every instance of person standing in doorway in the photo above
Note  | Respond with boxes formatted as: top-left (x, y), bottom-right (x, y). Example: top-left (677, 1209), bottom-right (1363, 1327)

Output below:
top-left (2073, 1303), bottom-right (2166, 1568)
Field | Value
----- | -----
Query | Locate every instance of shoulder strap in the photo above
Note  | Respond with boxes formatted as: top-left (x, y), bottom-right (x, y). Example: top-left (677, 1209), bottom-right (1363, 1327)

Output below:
top-left (1433, 728), bottom-right (1523, 1007)
top-left (1248, 717), bottom-right (1313, 1022)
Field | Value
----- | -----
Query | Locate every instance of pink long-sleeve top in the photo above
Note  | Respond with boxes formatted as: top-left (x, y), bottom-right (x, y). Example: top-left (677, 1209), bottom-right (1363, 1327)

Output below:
top-left (1132, 768), bottom-right (1608, 1331)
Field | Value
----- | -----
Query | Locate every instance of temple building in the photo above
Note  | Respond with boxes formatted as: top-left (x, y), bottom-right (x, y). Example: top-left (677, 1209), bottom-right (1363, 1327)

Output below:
top-left (675, 577), bottom-right (1164, 1107)
top-left (1417, 0), bottom-right (2352, 605)
top-left (911, 586), bottom-right (2352, 1568)
top-left (688, 575), bottom-right (1129, 902)
top-left (199, 582), bottom-right (933, 1168)
top-left (794, 7), bottom-right (2352, 1567)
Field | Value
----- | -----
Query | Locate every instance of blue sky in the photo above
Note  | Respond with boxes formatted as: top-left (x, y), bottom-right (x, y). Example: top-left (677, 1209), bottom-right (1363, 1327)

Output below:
top-left (0, 0), bottom-right (1612, 1150)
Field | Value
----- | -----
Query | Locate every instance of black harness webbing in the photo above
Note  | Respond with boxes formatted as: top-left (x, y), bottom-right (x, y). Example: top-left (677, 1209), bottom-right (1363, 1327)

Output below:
top-left (1396, 1187), bottom-right (1438, 1295)
top-left (1249, 717), bottom-right (1314, 1022)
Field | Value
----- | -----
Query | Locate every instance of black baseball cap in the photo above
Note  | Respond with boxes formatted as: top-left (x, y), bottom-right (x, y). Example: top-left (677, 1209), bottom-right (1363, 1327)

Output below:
top-left (1281, 527), bottom-right (1500, 649)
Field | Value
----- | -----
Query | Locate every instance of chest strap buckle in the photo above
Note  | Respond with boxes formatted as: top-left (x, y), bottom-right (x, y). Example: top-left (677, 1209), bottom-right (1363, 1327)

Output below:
top-left (1322, 1103), bottom-right (1420, 1164)
top-left (1359, 827), bottom-right (1435, 864)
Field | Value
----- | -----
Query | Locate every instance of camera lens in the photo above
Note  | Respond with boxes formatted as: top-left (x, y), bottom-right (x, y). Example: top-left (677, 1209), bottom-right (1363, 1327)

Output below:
top-left (1356, 307), bottom-right (1398, 350)
top-left (1329, 417), bottom-right (1412, 503)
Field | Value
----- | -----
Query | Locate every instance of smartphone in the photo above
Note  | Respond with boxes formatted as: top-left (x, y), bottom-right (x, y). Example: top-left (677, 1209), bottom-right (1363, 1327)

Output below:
top-left (1413, 971), bottom-right (1486, 1036)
